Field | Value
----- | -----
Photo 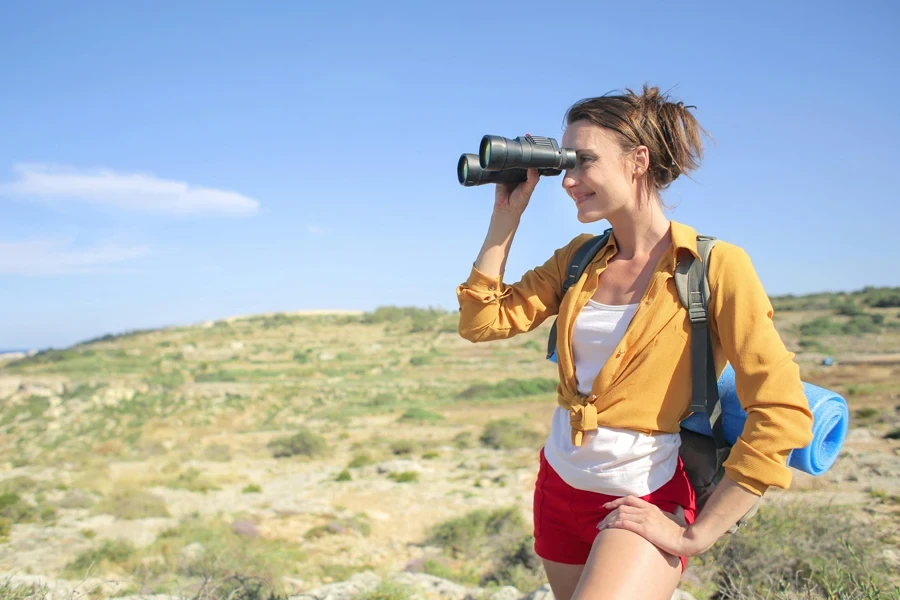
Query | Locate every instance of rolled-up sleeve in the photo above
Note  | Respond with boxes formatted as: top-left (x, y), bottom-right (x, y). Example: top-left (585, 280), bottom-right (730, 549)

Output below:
top-left (456, 236), bottom-right (588, 343)
top-left (708, 244), bottom-right (815, 496)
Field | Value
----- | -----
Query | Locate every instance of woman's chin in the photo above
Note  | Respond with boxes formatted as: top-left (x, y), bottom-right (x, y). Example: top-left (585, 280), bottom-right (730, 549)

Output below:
top-left (576, 208), bottom-right (605, 224)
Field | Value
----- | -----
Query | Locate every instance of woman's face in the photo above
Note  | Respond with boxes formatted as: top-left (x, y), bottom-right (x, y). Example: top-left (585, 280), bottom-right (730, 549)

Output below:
top-left (560, 120), bottom-right (642, 224)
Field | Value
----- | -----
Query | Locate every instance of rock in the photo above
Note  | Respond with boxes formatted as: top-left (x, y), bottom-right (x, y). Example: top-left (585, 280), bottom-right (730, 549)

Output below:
top-left (882, 549), bottom-right (900, 567)
top-left (289, 571), bottom-right (380, 600)
top-left (488, 586), bottom-right (521, 600)
top-left (522, 583), bottom-right (554, 600)
top-left (232, 519), bottom-right (259, 537)
top-left (391, 572), bottom-right (470, 600)
top-left (846, 428), bottom-right (876, 441)
top-left (376, 460), bottom-right (425, 475)
top-left (109, 596), bottom-right (180, 600)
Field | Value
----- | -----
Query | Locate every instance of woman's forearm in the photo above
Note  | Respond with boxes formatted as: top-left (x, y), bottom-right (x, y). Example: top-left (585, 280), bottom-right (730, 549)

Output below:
top-left (473, 211), bottom-right (521, 278)
top-left (684, 474), bottom-right (762, 555)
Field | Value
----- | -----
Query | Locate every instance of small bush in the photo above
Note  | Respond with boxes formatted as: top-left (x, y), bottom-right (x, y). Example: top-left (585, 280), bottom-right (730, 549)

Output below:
top-left (348, 453), bottom-right (374, 468)
top-left (884, 428), bottom-right (900, 440)
top-left (691, 501), bottom-right (899, 597)
top-left (409, 354), bottom-right (433, 367)
top-left (242, 484), bottom-right (262, 494)
top-left (268, 427), bottom-right (327, 458)
top-left (853, 407), bottom-right (880, 420)
top-left (0, 517), bottom-right (11, 538)
top-left (426, 507), bottom-right (527, 559)
top-left (422, 451), bottom-right (440, 460)
top-left (388, 471), bottom-right (419, 483)
top-left (389, 440), bottom-right (416, 455)
top-left (166, 468), bottom-right (219, 493)
top-left (398, 407), bottom-right (445, 423)
top-left (335, 469), bottom-right (352, 482)
top-left (480, 419), bottom-right (544, 450)
top-left (63, 539), bottom-right (136, 577)
top-left (799, 317), bottom-right (842, 337)
top-left (453, 431), bottom-right (474, 449)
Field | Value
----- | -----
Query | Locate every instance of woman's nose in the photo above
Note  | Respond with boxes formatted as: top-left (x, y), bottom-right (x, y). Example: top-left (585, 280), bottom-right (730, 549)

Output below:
top-left (562, 171), bottom-right (577, 189)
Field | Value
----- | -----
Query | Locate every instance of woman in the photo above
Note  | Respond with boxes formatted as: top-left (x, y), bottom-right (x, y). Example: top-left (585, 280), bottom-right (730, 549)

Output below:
top-left (455, 85), bottom-right (814, 600)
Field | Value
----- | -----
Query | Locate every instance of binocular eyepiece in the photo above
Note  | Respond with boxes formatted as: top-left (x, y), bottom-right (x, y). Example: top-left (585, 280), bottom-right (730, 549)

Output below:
top-left (457, 134), bottom-right (576, 187)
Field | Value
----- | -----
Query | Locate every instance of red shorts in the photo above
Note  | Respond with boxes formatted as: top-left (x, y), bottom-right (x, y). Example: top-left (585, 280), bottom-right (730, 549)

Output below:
top-left (533, 448), bottom-right (697, 571)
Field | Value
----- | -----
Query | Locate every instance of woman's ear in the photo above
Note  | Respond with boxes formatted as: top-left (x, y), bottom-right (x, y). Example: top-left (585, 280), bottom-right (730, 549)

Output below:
top-left (632, 145), bottom-right (650, 178)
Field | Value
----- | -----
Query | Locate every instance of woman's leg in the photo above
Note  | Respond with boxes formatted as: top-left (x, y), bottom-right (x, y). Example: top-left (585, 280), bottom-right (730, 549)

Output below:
top-left (570, 528), bottom-right (682, 600)
top-left (541, 559), bottom-right (585, 600)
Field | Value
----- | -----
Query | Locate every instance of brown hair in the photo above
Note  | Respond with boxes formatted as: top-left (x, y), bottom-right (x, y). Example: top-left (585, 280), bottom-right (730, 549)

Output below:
top-left (564, 85), bottom-right (709, 191)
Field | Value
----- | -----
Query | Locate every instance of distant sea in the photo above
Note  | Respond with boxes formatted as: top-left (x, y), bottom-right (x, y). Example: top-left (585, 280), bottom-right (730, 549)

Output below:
top-left (0, 349), bottom-right (32, 355)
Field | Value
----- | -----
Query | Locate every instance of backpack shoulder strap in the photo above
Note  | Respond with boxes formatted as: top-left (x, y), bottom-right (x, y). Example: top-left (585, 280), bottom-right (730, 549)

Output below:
top-left (674, 235), bottom-right (727, 449)
top-left (546, 229), bottom-right (612, 361)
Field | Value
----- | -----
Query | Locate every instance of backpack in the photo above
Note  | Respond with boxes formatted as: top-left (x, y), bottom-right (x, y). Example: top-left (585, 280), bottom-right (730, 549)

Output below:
top-left (545, 228), bottom-right (760, 533)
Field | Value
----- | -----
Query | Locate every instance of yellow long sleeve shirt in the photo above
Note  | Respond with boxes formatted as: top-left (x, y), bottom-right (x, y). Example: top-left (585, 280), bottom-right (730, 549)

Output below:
top-left (456, 221), bottom-right (814, 496)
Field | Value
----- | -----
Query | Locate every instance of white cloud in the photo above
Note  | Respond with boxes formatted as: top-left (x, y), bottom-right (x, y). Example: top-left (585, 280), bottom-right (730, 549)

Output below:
top-left (0, 163), bottom-right (260, 216)
top-left (307, 225), bottom-right (327, 235)
top-left (0, 237), bottom-right (151, 276)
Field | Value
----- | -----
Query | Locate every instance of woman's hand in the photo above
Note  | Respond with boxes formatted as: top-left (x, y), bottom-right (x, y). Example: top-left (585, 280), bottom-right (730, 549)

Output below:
top-left (493, 167), bottom-right (540, 217)
top-left (597, 496), bottom-right (703, 558)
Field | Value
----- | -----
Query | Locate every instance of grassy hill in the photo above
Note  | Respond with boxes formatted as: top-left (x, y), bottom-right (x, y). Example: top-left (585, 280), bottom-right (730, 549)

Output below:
top-left (0, 290), bottom-right (899, 600)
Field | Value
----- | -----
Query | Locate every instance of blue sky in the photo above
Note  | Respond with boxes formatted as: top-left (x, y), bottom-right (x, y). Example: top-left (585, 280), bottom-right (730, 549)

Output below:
top-left (1, 1), bottom-right (897, 350)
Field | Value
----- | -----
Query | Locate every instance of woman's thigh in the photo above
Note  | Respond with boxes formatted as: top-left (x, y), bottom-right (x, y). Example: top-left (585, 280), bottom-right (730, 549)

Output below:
top-left (570, 528), bottom-right (682, 600)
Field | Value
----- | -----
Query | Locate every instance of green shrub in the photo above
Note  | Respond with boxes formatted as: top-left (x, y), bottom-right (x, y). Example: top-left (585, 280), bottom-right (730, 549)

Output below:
top-left (853, 407), bottom-right (880, 420)
top-left (398, 408), bottom-right (444, 423)
top-left (268, 427), bottom-right (327, 458)
top-left (335, 469), bottom-right (352, 482)
top-left (862, 287), bottom-right (900, 308)
top-left (348, 453), bottom-right (374, 468)
top-left (63, 539), bottom-right (136, 577)
top-left (691, 502), bottom-right (899, 597)
top-left (389, 440), bottom-right (416, 455)
top-left (479, 419), bottom-right (544, 450)
top-left (841, 315), bottom-right (881, 335)
top-left (388, 471), bottom-right (419, 483)
top-left (242, 484), bottom-right (262, 494)
top-left (166, 468), bottom-right (219, 493)
top-left (884, 429), bottom-right (900, 440)
top-left (0, 493), bottom-right (36, 524)
top-left (409, 354), bottom-right (433, 367)
top-left (0, 517), bottom-right (11, 538)
top-left (452, 431), bottom-right (474, 449)
top-left (834, 301), bottom-right (865, 316)
top-left (425, 507), bottom-right (527, 559)
top-left (799, 317), bottom-right (842, 337)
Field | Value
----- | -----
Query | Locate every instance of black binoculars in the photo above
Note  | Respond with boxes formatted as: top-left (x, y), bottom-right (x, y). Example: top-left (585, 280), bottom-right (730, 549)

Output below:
top-left (457, 134), bottom-right (577, 187)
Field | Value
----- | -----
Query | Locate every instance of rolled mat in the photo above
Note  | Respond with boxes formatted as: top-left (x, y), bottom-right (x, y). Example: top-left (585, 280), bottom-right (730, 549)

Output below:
top-left (679, 363), bottom-right (849, 476)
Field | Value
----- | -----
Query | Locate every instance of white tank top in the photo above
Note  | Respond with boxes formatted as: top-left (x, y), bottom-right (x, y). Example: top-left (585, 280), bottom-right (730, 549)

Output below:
top-left (543, 299), bottom-right (681, 496)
